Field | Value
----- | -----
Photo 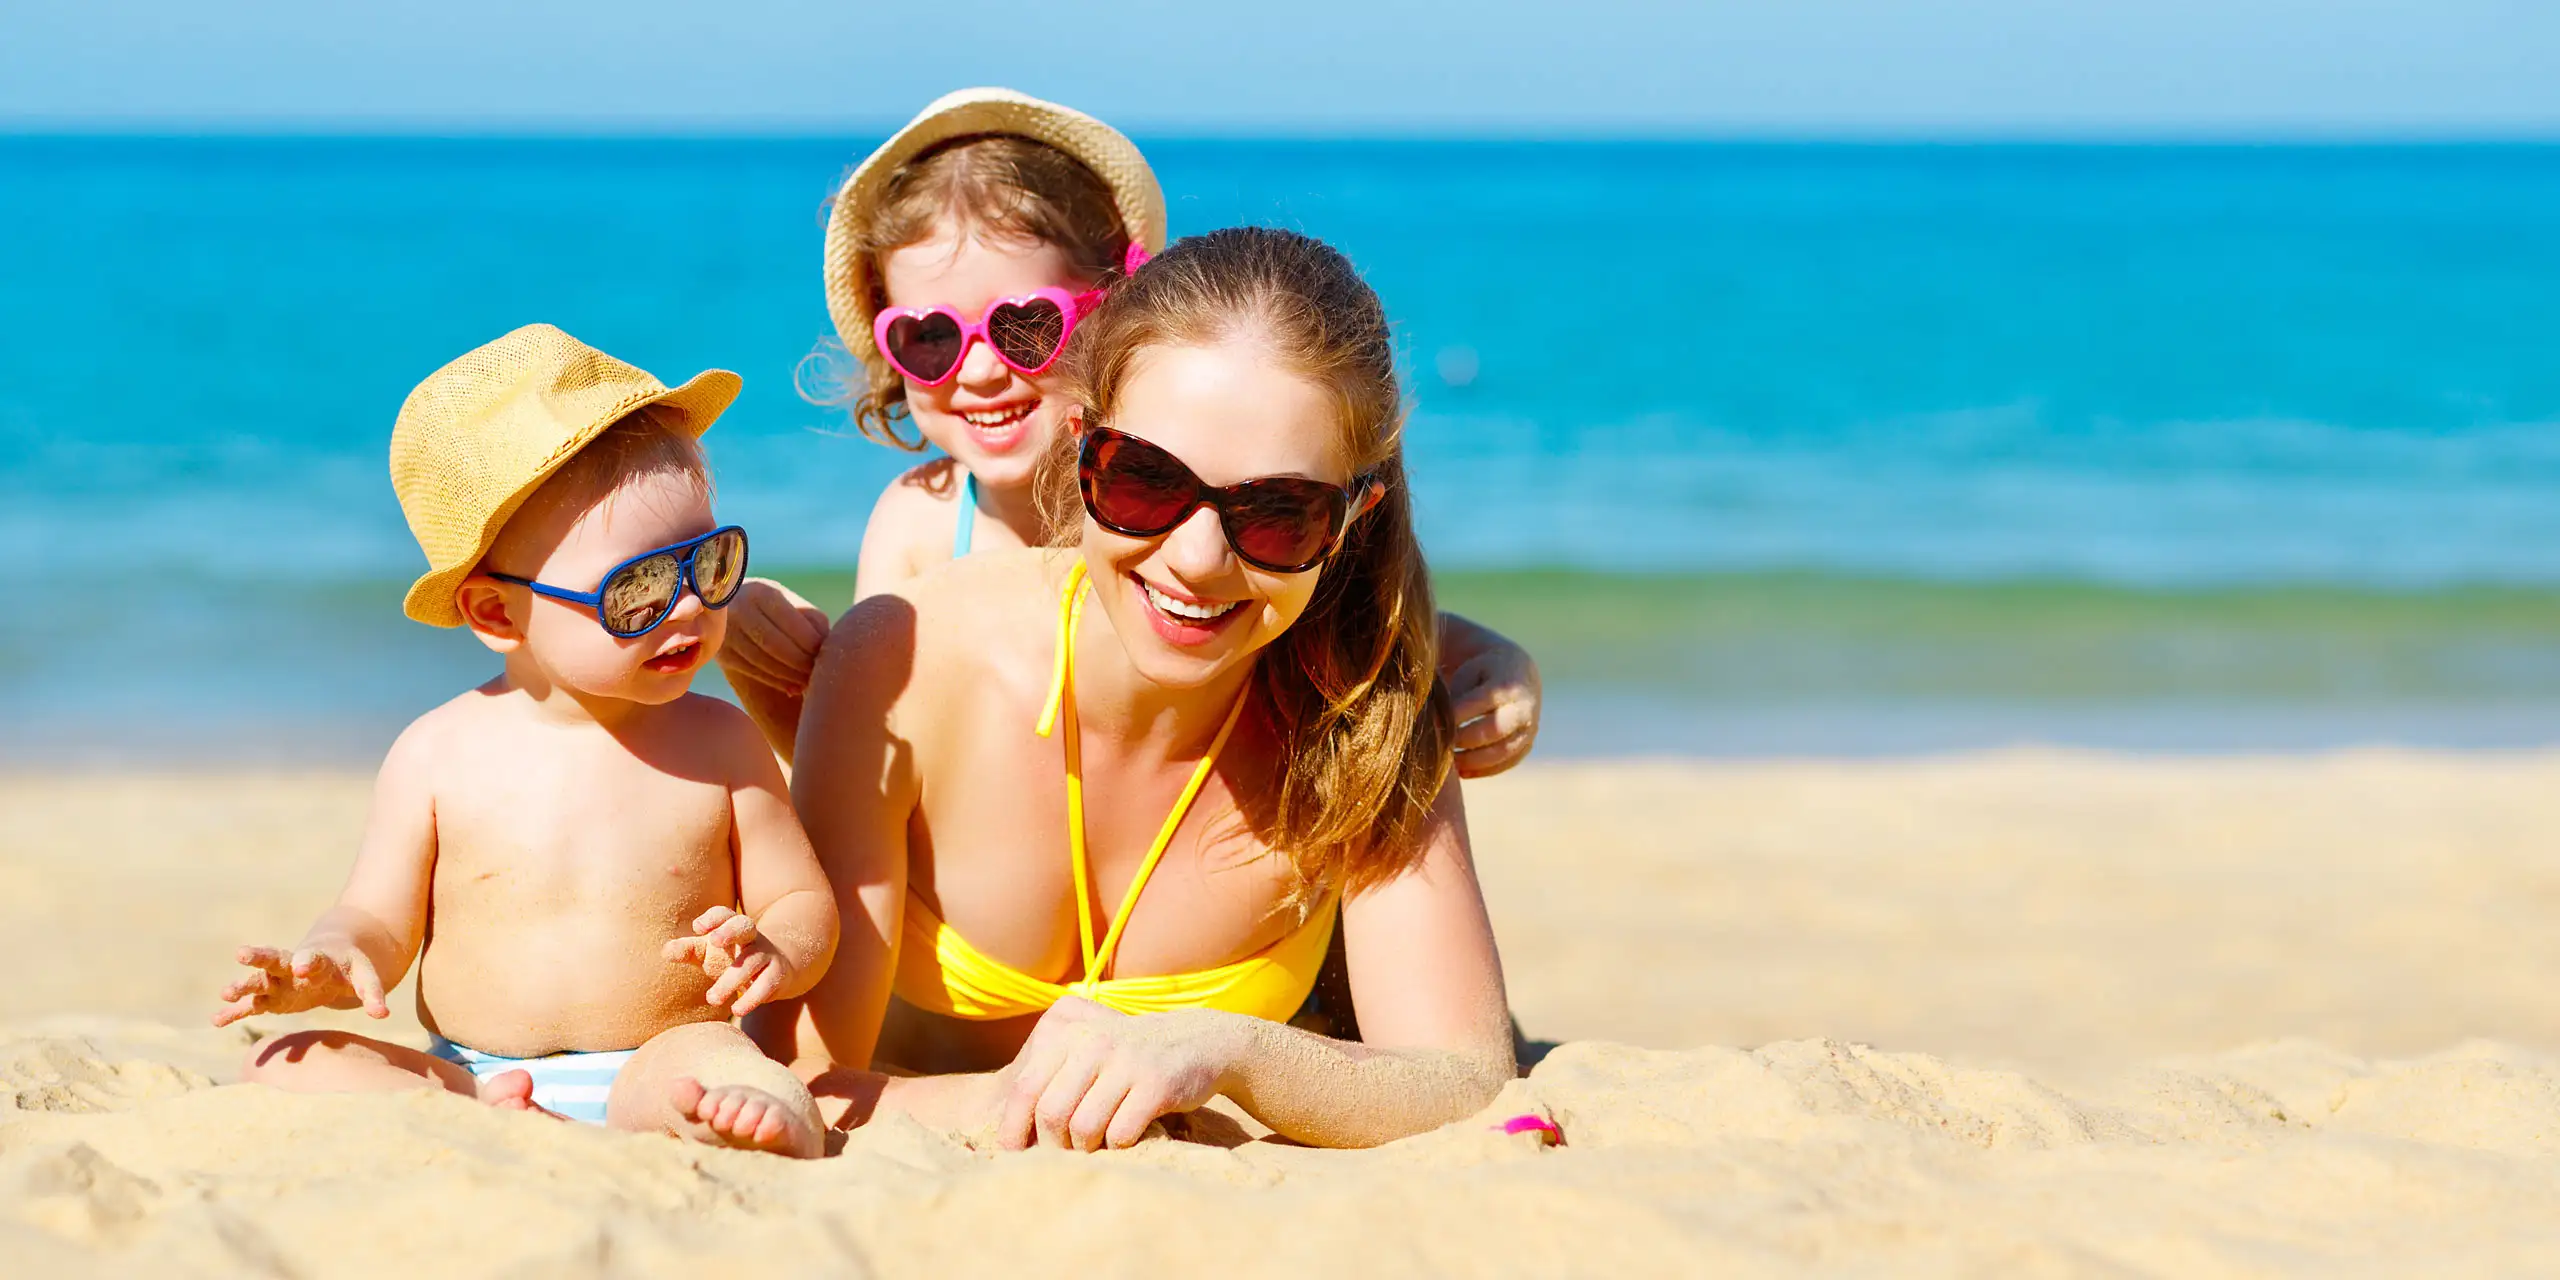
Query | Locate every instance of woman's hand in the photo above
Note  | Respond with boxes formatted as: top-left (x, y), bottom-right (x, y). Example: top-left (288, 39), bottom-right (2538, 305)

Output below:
top-left (994, 997), bottom-right (1250, 1151)
top-left (716, 578), bottom-right (830, 697)
top-left (1446, 630), bottom-right (1541, 779)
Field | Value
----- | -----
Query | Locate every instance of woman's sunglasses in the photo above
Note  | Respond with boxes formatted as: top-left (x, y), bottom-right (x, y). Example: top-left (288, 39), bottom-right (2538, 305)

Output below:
top-left (489, 526), bottom-right (749, 639)
top-left (1077, 426), bottom-right (1374, 574)
top-left (872, 286), bottom-right (1106, 386)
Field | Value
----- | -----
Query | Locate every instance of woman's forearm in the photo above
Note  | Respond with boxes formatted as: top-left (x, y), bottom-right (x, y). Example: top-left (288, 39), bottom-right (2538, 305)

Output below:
top-left (1220, 1015), bottom-right (1513, 1149)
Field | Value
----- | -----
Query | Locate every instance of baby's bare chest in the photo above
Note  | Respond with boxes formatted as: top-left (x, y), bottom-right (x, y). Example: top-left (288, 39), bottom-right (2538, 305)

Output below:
top-left (430, 747), bottom-right (736, 911)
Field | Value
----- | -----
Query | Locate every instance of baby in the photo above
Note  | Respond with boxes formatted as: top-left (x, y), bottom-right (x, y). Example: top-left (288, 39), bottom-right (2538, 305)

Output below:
top-left (215, 324), bottom-right (839, 1157)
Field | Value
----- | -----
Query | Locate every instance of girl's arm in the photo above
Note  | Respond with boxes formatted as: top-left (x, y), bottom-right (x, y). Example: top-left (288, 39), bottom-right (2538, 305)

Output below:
top-left (214, 721), bottom-right (442, 1026)
top-left (718, 579), bottom-right (827, 763)
top-left (1439, 612), bottom-right (1542, 778)
top-left (992, 783), bottom-right (1515, 1150)
top-left (750, 594), bottom-right (920, 1074)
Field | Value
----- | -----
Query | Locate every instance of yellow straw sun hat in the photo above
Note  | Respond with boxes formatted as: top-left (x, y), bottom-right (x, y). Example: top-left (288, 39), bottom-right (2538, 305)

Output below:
top-left (822, 86), bottom-right (1168, 370)
top-left (389, 323), bottom-right (742, 628)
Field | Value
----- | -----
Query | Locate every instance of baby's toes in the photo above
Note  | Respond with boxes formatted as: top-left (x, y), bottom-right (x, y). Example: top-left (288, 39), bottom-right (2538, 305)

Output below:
top-left (683, 1085), bottom-right (820, 1157)
top-left (476, 1069), bottom-right (546, 1114)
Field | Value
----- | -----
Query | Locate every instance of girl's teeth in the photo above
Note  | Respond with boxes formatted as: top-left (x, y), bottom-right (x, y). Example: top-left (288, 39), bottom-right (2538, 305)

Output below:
top-left (1142, 580), bottom-right (1241, 622)
top-left (961, 404), bottom-right (1033, 428)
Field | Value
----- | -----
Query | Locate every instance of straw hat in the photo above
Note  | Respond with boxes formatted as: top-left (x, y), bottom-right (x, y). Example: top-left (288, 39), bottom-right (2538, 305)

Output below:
top-left (389, 323), bottom-right (741, 628)
top-left (822, 87), bottom-right (1168, 368)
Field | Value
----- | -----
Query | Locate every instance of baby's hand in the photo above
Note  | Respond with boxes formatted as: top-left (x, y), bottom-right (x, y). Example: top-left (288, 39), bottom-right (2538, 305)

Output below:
top-left (663, 906), bottom-right (795, 1017)
top-left (213, 939), bottom-right (388, 1028)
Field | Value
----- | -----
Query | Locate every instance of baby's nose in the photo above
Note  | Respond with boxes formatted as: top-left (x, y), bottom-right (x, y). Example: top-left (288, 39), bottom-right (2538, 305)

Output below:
top-left (663, 585), bottom-right (708, 624)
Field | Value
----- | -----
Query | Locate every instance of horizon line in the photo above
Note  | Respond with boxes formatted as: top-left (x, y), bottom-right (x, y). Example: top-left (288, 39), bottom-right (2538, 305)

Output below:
top-left (7, 120), bottom-right (2560, 147)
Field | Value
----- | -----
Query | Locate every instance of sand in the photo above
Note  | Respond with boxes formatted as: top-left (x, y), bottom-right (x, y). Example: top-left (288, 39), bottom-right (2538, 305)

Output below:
top-left (5, 753), bottom-right (2559, 1275)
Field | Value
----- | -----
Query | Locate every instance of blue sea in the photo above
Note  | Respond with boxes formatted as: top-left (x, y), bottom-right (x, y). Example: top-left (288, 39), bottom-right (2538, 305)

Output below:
top-left (6, 137), bottom-right (2560, 760)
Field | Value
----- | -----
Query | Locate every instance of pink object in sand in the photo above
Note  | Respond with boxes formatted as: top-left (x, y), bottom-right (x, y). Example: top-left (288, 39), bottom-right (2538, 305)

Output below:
top-left (1497, 1114), bottom-right (1563, 1145)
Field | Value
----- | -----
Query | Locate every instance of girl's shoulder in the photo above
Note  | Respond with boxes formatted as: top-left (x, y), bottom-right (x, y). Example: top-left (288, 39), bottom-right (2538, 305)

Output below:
top-left (857, 456), bottom-right (969, 580)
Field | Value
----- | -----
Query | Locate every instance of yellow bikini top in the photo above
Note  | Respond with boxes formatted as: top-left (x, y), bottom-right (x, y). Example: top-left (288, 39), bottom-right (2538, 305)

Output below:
top-left (893, 560), bottom-right (1336, 1021)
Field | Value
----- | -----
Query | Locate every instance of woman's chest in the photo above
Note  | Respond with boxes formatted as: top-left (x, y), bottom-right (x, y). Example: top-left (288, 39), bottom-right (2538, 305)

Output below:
top-left (912, 735), bottom-right (1303, 985)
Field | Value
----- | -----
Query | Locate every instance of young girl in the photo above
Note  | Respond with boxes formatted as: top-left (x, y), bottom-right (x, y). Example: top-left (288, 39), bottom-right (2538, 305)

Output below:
top-left (717, 88), bottom-right (1541, 778)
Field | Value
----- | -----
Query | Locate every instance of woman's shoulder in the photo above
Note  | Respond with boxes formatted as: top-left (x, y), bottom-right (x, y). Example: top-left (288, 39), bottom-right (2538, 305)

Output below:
top-left (902, 545), bottom-right (1061, 643)
top-left (822, 547), bottom-right (1063, 716)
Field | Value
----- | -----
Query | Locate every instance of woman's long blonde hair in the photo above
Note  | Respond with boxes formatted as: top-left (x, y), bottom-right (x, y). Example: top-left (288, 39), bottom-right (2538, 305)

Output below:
top-left (1041, 227), bottom-right (1453, 897)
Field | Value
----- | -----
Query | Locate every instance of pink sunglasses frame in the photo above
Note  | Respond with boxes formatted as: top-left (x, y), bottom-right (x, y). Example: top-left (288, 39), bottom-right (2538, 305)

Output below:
top-left (871, 242), bottom-right (1154, 387)
top-left (871, 286), bottom-right (1104, 386)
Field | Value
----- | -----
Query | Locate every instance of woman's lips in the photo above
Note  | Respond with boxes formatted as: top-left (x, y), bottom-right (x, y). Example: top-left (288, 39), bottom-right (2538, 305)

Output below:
top-left (1133, 575), bottom-right (1247, 648)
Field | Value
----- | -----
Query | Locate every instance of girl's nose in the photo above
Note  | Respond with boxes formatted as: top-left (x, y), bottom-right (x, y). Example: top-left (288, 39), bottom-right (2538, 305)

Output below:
top-left (1157, 505), bottom-right (1234, 579)
top-left (954, 333), bottom-right (1011, 388)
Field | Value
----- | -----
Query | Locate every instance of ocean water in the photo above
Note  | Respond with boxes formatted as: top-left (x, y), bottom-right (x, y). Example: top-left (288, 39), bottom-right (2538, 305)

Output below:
top-left (5, 137), bottom-right (2559, 759)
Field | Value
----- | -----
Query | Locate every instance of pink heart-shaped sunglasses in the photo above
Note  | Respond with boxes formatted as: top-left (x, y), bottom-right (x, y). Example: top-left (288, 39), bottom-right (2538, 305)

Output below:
top-left (873, 243), bottom-right (1152, 387)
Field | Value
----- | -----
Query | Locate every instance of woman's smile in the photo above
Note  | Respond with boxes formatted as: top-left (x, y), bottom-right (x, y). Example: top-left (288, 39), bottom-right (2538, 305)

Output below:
top-left (1131, 572), bottom-right (1249, 646)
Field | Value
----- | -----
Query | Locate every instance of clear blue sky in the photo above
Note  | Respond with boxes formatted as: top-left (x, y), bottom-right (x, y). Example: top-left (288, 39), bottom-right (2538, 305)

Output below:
top-left (4, 0), bottom-right (2553, 136)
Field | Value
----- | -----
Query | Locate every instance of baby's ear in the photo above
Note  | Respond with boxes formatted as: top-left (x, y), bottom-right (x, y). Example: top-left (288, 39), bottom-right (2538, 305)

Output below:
top-left (455, 574), bottom-right (526, 654)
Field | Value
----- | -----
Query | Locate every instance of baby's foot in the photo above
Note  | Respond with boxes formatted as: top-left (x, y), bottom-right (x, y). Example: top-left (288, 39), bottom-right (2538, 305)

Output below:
top-left (474, 1069), bottom-right (562, 1119)
top-left (669, 1076), bottom-right (822, 1158)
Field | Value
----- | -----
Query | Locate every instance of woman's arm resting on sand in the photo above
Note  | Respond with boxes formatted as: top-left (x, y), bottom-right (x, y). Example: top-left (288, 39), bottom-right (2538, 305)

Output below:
top-left (751, 594), bottom-right (919, 1073)
top-left (213, 723), bottom-right (441, 1026)
top-left (991, 783), bottom-right (1515, 1151)
top-left (1439, 612), bottom-right (1542, 779)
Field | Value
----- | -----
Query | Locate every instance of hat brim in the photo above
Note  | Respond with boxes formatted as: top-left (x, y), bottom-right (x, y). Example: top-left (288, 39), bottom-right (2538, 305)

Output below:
top-left (822, 87), bottom-right (1167, 372)
top-left (401, 366), bottom-right (743, 629)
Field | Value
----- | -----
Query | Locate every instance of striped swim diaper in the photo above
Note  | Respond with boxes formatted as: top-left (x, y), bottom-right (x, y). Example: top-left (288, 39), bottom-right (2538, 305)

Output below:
top-left (426, 1035), bottom-right (636, 1125)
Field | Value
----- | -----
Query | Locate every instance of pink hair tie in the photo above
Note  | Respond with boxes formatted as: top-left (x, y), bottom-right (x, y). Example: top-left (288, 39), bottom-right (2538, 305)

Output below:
top-left (1495, 1113), bottom-right (1562, 1146)
top-left (1123, 242), bottom-right (1152, 277)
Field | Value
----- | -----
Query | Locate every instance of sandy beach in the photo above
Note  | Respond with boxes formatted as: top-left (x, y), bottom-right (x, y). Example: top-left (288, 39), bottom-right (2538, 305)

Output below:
top-left (6, 752), bottom-right (2560, 1275)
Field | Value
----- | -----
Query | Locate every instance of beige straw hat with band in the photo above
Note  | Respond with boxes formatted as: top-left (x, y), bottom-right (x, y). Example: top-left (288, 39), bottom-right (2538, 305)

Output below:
top-left (389, 323), bottom-right (742, 629)
top-left (822, 86), bottom-right (1168, 368)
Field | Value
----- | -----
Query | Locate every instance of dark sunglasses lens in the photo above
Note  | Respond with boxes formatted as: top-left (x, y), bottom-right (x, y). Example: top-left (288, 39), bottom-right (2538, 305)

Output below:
top-left (883, 312), bottom-right (964, 382)
top-left (1083, 432), bottom-right (1198, 535)
top-left (1225, 480), bottom-right (1344, 571)
top-left (599, 553), bottom-right (681, 635)
top-left (986, 298), bottom-right (1068, 371)
top-left (692, 530), bottom-right (747, 607)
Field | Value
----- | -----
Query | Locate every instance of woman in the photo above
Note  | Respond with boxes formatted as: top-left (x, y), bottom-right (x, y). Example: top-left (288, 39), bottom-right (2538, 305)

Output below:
top-left (714, 87), bottom-right (1542, 780)
top-left (762, 226), bottom-right (1515, 1149)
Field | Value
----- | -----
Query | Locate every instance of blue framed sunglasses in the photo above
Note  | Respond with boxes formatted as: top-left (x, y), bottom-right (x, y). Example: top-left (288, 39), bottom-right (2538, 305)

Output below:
top-left (489, 526), bottom-right (749, 639)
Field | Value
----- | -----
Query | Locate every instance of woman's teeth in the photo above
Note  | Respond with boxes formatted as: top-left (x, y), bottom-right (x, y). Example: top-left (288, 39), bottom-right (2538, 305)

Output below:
top-left (1142, 580), bottom-right (1242, 623)
top-left (959, 403), bottom-right (1035, 429)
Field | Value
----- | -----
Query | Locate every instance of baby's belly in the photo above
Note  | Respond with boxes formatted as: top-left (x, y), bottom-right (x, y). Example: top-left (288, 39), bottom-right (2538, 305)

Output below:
top-left (417, 898), bottom-right (727, 1058)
